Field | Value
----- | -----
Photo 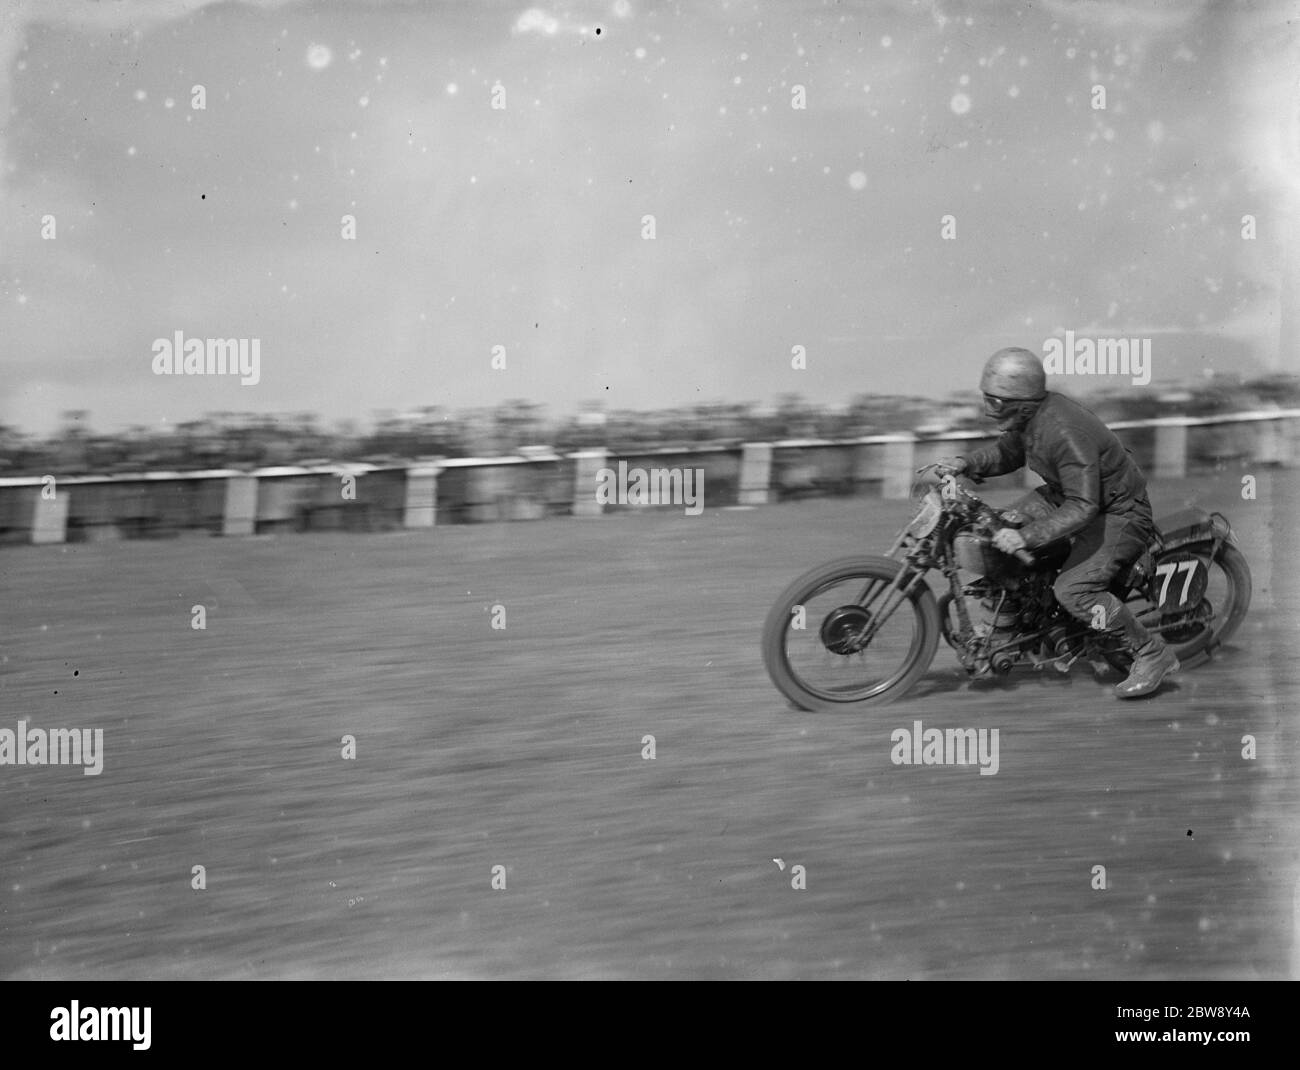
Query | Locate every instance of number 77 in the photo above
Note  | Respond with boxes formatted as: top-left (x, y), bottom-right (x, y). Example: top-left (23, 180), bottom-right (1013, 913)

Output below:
top-left (1155, 560), bottom-right (1198, 605)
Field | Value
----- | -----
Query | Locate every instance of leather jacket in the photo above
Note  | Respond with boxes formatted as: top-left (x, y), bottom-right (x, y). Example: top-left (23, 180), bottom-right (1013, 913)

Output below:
top-left (959, 392), bottom-right (1152, 549)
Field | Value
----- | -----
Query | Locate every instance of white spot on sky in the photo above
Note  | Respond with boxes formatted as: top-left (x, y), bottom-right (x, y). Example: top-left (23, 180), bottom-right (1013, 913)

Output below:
top-left (881, 36), bottom-right (892, 47)
top-left (1147, 120), bottom-right (1165, 143)
top-left (959, 74), bottom-right (970, 85)
top-left (306, 44), bottom-right (333, 70)
top-left (635, 47), bottom-right (646, 59)
top-left (950, 93), bottom-right (971, 115)
top-left (134, 89), bottom-right (147, 102)
top-left (848, 170), bottom-right (867, 190)
top-left (1008, 85), bottom-right (1020, 98)
top-left (516, 9), bottom-right (560, 35)
top-left (446, 83), bottom-right (458, 95)
top-left (358, 95), bottom-right (370, 107)
top-left (164, 97), bottom-right (175, 109)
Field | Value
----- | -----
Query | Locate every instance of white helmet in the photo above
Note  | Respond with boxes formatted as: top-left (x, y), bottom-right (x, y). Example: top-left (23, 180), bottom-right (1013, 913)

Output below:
top-left (980, 348), bottom-right (1046, 429)
top-left (980, 348), bottom-right (1047, 400)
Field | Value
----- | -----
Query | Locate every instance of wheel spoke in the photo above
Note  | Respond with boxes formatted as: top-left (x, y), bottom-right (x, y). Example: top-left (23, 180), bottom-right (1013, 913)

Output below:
top-left (783, 572), bottom-right (924, 701)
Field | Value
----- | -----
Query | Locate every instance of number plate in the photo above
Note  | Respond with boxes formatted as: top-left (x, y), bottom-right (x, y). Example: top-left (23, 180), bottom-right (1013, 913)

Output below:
top-left (1151, 552), bottom-right (1208, 610)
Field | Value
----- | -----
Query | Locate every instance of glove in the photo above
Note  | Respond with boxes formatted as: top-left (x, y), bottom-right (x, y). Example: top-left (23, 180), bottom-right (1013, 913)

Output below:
top-left (934, 457), bottom-right (968, 477)
top-left (992, 528), bottom-right (1027, 554)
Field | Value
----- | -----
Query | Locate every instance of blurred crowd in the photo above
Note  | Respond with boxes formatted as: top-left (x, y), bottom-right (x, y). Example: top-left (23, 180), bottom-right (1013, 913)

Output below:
top-left (2, 373), bottom-right (1296, 477)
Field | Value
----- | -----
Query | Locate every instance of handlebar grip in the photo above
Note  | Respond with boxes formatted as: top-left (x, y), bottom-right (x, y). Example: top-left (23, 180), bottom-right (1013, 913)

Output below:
top-left (1014, 548), bottom-right (1035, 566)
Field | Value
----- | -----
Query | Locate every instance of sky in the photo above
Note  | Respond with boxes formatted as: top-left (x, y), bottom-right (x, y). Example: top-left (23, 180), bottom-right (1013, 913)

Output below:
top-left (0, 0), bottom-right (1297, 434)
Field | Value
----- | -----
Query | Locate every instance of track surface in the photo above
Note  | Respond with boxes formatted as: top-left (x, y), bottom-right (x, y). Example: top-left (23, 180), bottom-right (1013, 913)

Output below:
top-left (2, 472), bottom-right (1297, 979)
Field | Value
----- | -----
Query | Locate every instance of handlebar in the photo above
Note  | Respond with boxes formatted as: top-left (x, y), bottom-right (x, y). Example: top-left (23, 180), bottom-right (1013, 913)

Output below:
top-left (916, 465), bottom-right (1036, 566)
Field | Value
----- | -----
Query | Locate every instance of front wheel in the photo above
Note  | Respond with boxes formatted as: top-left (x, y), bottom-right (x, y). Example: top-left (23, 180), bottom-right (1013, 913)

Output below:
top-left (761, 555), bottom-right (940, 712)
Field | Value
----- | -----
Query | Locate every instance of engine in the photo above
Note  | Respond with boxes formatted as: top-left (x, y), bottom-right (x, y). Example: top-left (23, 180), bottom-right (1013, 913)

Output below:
top-left (953, 527), bottom-right (1023, 582)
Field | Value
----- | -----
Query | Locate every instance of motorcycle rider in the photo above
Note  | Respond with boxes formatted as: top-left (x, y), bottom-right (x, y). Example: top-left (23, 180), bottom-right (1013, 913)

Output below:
top-left (936, 347), bottom-right (1179, 699)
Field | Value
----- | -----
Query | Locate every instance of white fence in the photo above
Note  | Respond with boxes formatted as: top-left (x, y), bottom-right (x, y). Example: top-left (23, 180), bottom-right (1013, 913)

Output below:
top-left (1, 410), bottom-right (1296, 545)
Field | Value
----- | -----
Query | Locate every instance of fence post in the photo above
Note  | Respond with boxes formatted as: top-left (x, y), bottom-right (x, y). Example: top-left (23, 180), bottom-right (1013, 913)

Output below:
top-left (738, 442), bottom-right (773, 505)
top-left (880, 434), bottom-right (917, 499)
top-left (404, 465), bottom-right (439, 528)
top-left (1286, 415), bottom-right (1300, 466)
top-left (222, 474), bottom-right (258, 536)
top-left (31, 485), bottom-right (70, 544)
top-left (1153, 419), bottom-right (1189, 480)
top-left (1254, 417), bottom-right (1294, 466)
top-left (572, 450), bottom-right (608, 517)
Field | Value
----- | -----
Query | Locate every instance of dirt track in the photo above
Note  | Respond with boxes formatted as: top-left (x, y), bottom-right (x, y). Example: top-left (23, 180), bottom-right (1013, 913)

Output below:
top-left (1, 471), bottom-right (1296, 979)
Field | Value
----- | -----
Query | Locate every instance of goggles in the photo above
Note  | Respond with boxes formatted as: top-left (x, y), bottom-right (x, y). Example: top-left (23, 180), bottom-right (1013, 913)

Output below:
top-left (982, 393), bottom-right (1015, 416)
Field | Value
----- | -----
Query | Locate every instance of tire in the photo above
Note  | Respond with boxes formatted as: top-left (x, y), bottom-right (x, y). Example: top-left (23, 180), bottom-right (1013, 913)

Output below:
top-left (1115, 542), bottom-right (1252, 669)
top-left (1163, 543), bottom-right (1251, 660)
top-left (761, 555), bottom-right (941, 712)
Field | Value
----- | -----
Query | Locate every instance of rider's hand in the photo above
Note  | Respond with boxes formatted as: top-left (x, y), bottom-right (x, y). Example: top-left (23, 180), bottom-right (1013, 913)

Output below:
top-left (992, 527), bottom-right (1027, 555)
top-left (1000, 510), bottom-right (1029, 526)
top-left (934, 457), bottom-right (968, 477)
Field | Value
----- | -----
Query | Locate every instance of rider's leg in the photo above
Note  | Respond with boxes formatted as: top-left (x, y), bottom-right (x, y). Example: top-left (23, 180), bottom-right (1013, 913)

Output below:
top-left (1052, 513), bottom-right (1178, 698)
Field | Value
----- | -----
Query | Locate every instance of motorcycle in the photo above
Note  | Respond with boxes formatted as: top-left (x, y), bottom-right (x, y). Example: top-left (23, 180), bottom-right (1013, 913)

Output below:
top-left (761, 466), bottom-right (1252, 710)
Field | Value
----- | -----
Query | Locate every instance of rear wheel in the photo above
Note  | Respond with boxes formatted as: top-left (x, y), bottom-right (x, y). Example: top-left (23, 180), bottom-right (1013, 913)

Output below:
top-left (761, 556), bottom-right (940, 712)
top-left (1118, 543), bottom-right (1252, 667)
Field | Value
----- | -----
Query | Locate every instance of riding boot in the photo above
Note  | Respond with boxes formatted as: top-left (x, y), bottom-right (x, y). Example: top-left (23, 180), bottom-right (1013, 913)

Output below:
top-left (1107, 601), bottom-right (1179, 699)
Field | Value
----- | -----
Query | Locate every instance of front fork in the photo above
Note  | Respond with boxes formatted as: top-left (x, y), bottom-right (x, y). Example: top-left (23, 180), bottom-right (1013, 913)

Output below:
top-left (852, 563), bottom-right (929, 648)
top-left (842, 531), bottom-right (933, 648)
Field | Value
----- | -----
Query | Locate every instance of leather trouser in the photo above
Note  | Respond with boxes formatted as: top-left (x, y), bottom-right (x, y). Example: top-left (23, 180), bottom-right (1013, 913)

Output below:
top-left (1010, 486), bottom-right (1154, 629)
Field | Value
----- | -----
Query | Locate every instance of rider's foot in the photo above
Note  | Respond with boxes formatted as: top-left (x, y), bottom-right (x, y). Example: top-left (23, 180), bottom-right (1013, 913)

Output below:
top-left (1114, 639), bottom-right (1179, 699)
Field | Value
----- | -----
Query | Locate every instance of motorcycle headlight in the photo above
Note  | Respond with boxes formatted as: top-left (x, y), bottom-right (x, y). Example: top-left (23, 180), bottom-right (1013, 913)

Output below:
top-left (907, 490), bottom-right (943, 538)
